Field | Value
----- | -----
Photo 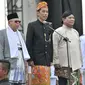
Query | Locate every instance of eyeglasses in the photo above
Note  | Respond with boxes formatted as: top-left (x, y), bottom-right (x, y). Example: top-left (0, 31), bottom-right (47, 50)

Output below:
top-left (14, 20), bottom-right (21, 23)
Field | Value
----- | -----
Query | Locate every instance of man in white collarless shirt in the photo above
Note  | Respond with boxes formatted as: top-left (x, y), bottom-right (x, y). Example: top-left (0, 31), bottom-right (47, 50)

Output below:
top-left (53, 10), bottom-right (82, 85)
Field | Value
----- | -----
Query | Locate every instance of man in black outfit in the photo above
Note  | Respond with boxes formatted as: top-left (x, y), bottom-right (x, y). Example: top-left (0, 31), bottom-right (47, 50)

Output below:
top-left (26, 1), bottom-right (53, 66)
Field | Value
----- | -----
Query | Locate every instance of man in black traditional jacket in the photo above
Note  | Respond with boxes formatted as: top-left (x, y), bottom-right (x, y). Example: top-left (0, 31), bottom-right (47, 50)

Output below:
top-left (26, 1), bottom-right (53, 67)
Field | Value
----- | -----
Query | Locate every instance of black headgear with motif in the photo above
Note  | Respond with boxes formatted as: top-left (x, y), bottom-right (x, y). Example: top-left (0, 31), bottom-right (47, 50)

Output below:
top-left (7, 13), bottom-right (19, 20)
top-left (62, 10), bottom-right (73, 18)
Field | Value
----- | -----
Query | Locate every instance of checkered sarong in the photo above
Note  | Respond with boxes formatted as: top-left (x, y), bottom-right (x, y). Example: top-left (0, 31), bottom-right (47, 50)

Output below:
top-left (9, 50), bottom-right (26, 84)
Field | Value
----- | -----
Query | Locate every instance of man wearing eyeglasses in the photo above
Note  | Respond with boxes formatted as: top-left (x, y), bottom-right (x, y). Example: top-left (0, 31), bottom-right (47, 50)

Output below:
top-left (0, 13), bottom-right (30, 85)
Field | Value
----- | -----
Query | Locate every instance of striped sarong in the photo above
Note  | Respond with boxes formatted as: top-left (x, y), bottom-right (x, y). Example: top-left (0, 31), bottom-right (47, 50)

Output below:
top-left (9, 50), bottom-right (26, 84)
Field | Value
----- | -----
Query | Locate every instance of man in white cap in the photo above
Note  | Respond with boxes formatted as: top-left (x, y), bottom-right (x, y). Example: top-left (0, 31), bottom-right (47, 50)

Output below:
top-left (0, 13), bottom-right (30, 85)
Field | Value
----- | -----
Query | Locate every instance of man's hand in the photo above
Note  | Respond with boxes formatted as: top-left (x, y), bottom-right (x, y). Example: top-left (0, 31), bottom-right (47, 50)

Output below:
top-left (28, 61), bottom-right (34, 67)
top-left (54, 64), bottom-right (61, 68)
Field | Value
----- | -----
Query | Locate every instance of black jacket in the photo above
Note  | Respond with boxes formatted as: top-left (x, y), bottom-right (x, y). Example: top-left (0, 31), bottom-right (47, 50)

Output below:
top-left (26, 20), bottom-right (53, 66)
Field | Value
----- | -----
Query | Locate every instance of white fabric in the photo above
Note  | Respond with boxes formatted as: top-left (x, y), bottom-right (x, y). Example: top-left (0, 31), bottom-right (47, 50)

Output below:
top-left (7, 26), bottom-right (19, 58)
top-left (6, 26), bottom-right (30, 83)
top-left (17, 31), bottom-right (30, 60)
top-left (50, 65), bottom-right (55, 76)
top-left (6, 26), bottom-right (30, 60)
top-left (9, 50), bottom-right (25, 83)
top-left (28, 66), bottom-right (31, 74)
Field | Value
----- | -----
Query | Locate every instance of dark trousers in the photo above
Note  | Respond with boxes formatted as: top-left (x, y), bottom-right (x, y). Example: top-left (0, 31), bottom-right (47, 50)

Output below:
top-left (58, 77), bottom-right (67, 85)
top-left (11, 83), bottom-right (22, 85)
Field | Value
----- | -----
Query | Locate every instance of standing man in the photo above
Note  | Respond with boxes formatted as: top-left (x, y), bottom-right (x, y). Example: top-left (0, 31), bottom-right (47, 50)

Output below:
top-left (80, 35), bottom-right (85, 85)
top-left (26, 1), bottom-right (53, 68)
top-left (0, 60), bottom-right (10, 85)
top-left (0, 13), bottom-right (30, 85)
top-left (26, 1), bottom-right (53, 85)
top-left (53, 11), bottom-right (82, 85)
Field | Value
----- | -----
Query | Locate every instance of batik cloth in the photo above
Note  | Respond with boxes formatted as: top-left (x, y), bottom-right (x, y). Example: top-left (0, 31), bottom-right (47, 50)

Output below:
top-left (55, 67), bottom-right (80, 85)
top-left (32, 65), bottom-right (50, 85)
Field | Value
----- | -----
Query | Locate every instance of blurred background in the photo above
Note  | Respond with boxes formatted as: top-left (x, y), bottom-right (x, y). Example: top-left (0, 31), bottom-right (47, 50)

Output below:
top-left (0, 0), bottom-right (84, 37)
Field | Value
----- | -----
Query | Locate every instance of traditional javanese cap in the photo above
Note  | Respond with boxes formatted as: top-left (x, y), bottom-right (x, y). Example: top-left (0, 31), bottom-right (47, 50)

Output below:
top-left (37, 1), bottom-right (48, 11)
top-left (62, 10), bottom-right (73, 18)
top-left (7, 13), bottom-right (20, 21)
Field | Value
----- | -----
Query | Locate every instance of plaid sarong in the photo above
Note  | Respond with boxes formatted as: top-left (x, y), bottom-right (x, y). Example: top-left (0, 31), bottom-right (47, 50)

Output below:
top-left (9, 50), bottom-right (26, 84)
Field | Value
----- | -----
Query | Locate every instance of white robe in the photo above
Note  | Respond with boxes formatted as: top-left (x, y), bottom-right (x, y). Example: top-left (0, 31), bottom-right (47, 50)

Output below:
top-left (6, 26), bottom-right (30, 83)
